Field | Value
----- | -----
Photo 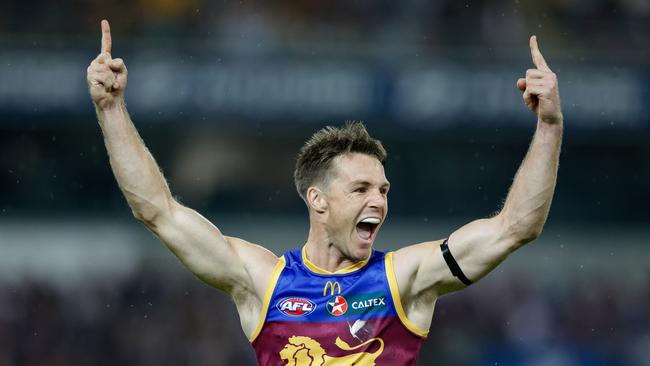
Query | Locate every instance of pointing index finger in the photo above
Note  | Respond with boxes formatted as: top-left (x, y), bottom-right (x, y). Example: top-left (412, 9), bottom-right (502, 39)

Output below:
top-left (530, 35), bottom-right (551, 72)
top-left (101, 19), bottom-right (112, 55)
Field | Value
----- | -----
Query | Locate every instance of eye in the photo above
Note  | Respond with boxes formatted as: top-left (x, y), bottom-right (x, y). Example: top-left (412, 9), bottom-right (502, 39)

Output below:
top-left (354, 187), bottom-right (367, 193)
top-left (380, 188), bottom-right (388, 195)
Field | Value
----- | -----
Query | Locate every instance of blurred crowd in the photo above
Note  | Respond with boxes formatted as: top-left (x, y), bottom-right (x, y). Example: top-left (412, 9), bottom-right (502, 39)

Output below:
top-left (0, 267), bottom-right (254, 366)
top-left (0, 267), bottom-right (648, 365)
top-left (1, 0), bottom-right (648, 51)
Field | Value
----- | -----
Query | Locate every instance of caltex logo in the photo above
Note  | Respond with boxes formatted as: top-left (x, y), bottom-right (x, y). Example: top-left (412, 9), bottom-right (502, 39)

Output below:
top-left (277, 297), bottom-right (316, 317)
top-left (326, 295), bottom-right (348, 316)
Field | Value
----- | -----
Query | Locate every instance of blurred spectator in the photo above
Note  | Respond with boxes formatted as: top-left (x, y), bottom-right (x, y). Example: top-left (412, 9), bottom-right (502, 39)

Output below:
top-left (1, 268), bottom-right (647, 365)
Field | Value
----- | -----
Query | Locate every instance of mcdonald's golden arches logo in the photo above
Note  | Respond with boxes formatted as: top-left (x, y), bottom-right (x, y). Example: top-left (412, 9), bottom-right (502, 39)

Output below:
top-left (322, 281), bottom-right (342, 296)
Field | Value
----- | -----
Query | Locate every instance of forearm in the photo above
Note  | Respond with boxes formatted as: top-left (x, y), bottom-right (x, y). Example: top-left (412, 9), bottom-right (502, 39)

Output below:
top-left (96, 101), bottom-right (173, 223)
top-left (500, 119), bottom-right (562, 246)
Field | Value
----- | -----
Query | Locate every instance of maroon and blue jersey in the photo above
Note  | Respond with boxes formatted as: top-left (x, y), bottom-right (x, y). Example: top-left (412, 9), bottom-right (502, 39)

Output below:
top-left (250, 247), bottom-right (428, 366)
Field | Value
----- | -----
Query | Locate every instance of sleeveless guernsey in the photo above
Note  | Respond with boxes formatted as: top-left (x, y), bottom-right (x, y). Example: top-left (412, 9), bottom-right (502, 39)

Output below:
top-left (250, 247), bottom-right (428, 366)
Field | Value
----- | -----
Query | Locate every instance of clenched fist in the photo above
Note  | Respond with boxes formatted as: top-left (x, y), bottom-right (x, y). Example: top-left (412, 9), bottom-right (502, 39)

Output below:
top-left (87, 20), bottom-right (127, 110)
top-left (517, 36), bottom-right (563, 125)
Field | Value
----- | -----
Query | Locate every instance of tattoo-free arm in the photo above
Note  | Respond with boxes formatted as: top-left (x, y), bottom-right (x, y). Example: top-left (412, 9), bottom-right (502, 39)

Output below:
top-left (392, 36), bottom-right (562, 331)
top-left (87, 21), bottom-right (277, 319)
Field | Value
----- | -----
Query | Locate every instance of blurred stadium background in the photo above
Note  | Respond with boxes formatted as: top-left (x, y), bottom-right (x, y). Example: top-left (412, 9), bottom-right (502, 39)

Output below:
top-left (1, 0), bottom-right (649, 365)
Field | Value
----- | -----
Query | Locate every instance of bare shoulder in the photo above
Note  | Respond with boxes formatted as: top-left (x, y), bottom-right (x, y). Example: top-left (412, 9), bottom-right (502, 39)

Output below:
top-left (392, 240), bottom-right (447, 297)
top-left (222, 236), bottom-right (283, 338)
top-left (225, 236), bottom-right (280, 268)
top-left (387, 240), bottom-right (448, 333)
top-left (224, 236), bottom-right (282, 296)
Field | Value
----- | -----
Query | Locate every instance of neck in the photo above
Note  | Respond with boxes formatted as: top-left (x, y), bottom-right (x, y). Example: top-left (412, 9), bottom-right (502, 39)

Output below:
top-left (304, 225), bottom-right (366, 274)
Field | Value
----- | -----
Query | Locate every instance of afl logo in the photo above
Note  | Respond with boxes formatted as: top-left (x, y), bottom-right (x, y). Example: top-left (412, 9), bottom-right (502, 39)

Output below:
top-left (326, 296), bottom-right (348, 316)
top-left (277, 297), bottom-right (316, 317)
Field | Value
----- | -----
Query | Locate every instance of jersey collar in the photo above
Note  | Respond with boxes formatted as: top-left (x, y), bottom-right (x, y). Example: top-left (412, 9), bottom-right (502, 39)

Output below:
top-left (301, 246), bottom-right (371, 275)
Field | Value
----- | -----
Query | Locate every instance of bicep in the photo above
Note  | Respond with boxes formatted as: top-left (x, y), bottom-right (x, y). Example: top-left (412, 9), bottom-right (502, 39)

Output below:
top-left (402, 215), bottom-right (517, 297)
top-left (148, 201), bottom-right (266, 293)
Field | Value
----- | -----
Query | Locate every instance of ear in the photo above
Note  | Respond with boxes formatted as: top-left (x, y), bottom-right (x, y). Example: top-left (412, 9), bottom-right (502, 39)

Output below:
top-left (307, 186), bottom-right (327, 214)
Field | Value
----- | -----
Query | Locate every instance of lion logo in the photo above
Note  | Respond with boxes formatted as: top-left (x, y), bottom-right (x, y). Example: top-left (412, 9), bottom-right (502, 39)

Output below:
top-left (279, 335), bottom-right (384, 366)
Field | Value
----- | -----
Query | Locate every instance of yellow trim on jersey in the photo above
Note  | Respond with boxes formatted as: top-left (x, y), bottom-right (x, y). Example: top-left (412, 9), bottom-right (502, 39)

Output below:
top-left (249, 255), bottom-right (286, 343)
top-left (301, 246), bottom-right (370, 275)
top-left (385, 252), bottom-right (429, 338)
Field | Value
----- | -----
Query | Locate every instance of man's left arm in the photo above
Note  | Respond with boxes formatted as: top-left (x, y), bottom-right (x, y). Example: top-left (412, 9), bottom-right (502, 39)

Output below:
top-left (393, 36), bottom-right (562, 328)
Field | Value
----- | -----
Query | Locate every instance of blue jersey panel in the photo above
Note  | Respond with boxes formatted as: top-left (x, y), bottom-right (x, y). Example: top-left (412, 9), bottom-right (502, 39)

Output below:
top-left (266, 249), bottom-right (397, 323)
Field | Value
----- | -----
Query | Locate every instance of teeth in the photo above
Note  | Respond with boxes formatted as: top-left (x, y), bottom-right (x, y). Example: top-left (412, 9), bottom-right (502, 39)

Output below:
top-left (360, 217), bottom-right (381, 224)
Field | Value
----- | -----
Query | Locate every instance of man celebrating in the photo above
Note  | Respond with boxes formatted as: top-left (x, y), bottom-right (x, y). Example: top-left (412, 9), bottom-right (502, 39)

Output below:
top-left (88, 19), bottom-right (562, 365)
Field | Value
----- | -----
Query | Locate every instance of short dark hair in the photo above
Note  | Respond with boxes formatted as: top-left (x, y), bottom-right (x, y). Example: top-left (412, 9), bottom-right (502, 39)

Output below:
top-left (294, 121), bottom-right (387, 201)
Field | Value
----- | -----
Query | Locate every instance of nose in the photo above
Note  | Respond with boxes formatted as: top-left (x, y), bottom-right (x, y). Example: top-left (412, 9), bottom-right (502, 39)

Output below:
top-left (368, 188), bottom-right (387, 209)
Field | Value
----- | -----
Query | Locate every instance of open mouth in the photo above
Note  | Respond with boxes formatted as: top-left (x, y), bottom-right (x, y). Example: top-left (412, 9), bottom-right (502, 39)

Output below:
top-left (356, 217), bottom-right (381, 241)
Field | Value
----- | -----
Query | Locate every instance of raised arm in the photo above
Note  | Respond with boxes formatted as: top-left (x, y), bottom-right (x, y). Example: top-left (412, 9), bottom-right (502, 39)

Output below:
top-left (86, 20), bottom-right (278, 337)
top-left (392, 36), bottom-right (562, 330)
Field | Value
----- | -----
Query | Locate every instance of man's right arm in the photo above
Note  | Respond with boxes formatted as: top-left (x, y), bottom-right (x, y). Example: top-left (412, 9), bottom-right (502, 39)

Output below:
top-left (95, 104), bottom-right (278, 293)
top-left (86, 21), bottom-right (278, 325)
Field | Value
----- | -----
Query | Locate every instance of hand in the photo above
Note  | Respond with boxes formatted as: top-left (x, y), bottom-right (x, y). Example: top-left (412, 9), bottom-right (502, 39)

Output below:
top-left (517, 36), bottom-right (562, 124)
top-left (87, 19), bottom-right (127, 110)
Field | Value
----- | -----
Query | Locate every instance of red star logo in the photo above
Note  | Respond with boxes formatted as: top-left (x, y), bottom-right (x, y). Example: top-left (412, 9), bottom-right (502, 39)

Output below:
top-left (326, 296), bottom-right (348, 316)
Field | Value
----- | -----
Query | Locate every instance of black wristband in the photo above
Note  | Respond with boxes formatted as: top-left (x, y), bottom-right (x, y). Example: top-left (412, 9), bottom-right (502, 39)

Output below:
top-left (440, 239), bottom-right (473, 286)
